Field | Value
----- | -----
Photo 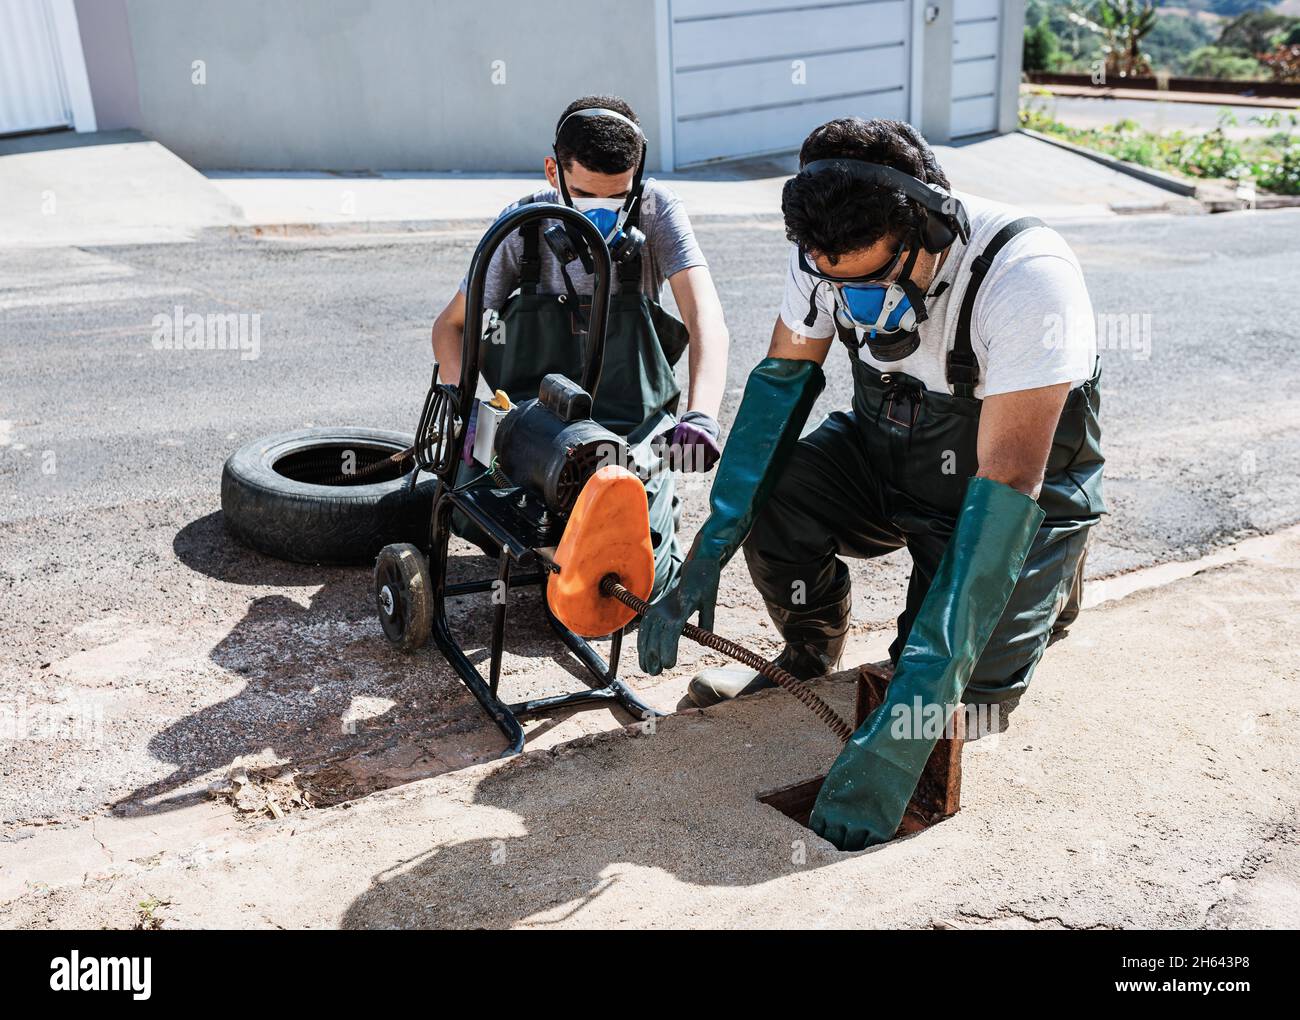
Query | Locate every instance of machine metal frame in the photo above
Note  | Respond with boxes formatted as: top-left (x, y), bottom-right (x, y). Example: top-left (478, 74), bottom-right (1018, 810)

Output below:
top-left (420, 203), bottom-right (659, 754)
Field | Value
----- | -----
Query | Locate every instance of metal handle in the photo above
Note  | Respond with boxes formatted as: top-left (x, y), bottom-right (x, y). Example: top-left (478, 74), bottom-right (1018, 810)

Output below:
top-left (457, 203), bottom-right (615, 452)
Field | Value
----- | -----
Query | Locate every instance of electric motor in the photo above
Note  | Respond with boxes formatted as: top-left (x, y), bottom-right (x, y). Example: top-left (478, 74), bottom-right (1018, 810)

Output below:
top-left (493, 374), bottom-right (626, 514)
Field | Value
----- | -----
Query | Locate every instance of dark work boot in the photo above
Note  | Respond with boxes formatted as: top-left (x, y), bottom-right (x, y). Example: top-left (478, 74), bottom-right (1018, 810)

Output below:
top-left (686, 645), bottom-right (827, 707)
top-left (686, 580), bottom-right (851, 708)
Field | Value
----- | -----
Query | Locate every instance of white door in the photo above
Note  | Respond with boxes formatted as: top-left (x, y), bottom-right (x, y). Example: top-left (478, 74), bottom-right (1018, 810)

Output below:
top-left (669, 0), bottom-right (913, 167)
top-left (950, 0), bottom-right (1000, 138)
top-left (0, 0), bottom-right (73, 136)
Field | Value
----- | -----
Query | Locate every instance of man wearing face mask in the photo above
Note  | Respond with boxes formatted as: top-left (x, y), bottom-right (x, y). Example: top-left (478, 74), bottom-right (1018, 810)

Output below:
top-left (638, 117), bottom-right (1104, 850)
top-left (431, 95), bottom-right (730, 597)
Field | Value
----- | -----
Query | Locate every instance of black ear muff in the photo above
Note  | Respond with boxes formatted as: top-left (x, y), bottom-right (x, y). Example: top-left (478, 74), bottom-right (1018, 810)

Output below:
top-left (543, 223), bottom-right (595, 274)
top-left (918, 215), bottom-right (955, 254)
top-left (543, 223), bottom-right (579, 265)
top-left (609, 225), bottom-right (645, 265)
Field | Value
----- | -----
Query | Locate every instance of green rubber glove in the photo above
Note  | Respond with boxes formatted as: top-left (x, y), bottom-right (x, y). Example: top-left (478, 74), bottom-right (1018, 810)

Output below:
top-left (638, 358), bottom-right (824, 676)
top-left (809, 476), bottom-right (1046, 851)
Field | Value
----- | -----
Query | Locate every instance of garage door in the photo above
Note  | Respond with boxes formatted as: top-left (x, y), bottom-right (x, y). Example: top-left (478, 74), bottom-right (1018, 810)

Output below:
top-left (950, 0), bottom-right (1000, 138)
top-left (670, 0), bottom-right (912, 167)
top-left (0, 0), bottom-right (73, 136)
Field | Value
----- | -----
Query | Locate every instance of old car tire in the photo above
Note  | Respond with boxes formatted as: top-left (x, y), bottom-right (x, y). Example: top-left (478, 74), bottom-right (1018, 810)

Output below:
top-left (221, 428), bottom-right (435, 565)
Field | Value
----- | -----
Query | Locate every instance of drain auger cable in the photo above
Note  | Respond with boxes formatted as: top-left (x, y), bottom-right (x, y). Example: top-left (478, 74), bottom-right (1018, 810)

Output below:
top-left (599, 575), bottom-right (854, 743)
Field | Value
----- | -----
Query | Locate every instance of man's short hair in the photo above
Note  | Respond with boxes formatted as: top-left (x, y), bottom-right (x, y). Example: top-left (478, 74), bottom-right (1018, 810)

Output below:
top-left (781, 118), bottom-right (951, 262)
top-left (554, 96), bottom-right (642, 175)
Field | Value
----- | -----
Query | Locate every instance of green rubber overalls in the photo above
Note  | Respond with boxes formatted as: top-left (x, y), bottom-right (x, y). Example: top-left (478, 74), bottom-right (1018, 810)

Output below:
top-left (461, 209), bottom-right (690, 597)
top-left (743, 217), bottom-right (1106, 704)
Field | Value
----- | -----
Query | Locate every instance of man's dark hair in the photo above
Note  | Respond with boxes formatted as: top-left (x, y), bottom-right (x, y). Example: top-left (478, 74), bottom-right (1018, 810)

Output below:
top-left (782, 118), bottom-right (950, 262)
top-left (554, 96), bottom-right (642, 175)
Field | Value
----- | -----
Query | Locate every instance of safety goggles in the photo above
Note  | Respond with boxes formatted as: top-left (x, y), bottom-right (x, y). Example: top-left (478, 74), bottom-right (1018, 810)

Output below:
top-left (797, 243), bottom-right (905, 286)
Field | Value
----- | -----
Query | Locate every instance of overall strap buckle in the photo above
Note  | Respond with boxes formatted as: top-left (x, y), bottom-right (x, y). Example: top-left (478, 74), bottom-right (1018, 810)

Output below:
top-left (882, 373), bottom-right (923, 429)
top-left (948, 215), bottom-right (1046, 398)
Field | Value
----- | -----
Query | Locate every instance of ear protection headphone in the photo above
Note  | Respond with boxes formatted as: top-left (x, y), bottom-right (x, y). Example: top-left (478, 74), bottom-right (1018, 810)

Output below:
top-left (549, 108), bottom-right (648, 266)
top-left (799, 159), bottom-right (970, 253)
top-left (793, 158), bottom-right (971, 364)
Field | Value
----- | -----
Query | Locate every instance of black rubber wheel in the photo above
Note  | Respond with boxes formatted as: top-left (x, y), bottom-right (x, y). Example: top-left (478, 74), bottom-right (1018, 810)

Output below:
top-left (374, 543), bottom-right (433, 652)
top-left (221, 427), bottom-right (436, 565)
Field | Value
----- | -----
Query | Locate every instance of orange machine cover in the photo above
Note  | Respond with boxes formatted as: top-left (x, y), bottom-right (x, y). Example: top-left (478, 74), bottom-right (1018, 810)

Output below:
top-left (547, 465), bottom-right (654, 638)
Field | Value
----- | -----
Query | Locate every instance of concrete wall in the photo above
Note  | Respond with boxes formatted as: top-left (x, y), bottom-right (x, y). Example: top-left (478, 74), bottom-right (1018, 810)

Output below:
top-left (917, 1), bottom-right (955, 145)
top-left (119, 0), bottom-right (666, 171)
top-left (76, 0), bottom-right (1023, 170)
top-left (74, 0), bottom-right (141, 131)
top-left (997, 0), bottom-right (1025, 135)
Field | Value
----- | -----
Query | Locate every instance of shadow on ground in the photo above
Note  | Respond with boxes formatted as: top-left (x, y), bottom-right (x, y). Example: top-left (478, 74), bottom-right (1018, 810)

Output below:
top-left (113, 512), bottom-right (644, 817)
top-left (336, 683), bottom-right (868, 928)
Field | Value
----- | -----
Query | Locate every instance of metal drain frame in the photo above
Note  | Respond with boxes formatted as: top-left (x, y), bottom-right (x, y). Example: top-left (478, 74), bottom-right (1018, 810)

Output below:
top-left (757, 662), bottom-right (964, 840)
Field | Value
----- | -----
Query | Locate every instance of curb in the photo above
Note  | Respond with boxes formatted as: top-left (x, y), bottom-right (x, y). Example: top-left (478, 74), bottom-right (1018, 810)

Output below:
top-left (201, 217), bottom-right (495, 241)
top-left (198, 210), bottom-right (788, 242)
top-left (1018, 128), bottom-right (1197, 196)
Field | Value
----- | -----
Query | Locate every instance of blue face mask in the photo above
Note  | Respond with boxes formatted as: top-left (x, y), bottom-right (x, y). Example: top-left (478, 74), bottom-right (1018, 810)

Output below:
top-left (837, 281), bottom-right (917, 338)
top-left (570, 197), bottom-right (624, 241)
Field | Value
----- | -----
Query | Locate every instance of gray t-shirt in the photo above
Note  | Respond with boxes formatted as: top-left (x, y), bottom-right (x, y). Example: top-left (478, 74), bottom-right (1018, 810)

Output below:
top-left (458, 180), bottom-right (707, 311)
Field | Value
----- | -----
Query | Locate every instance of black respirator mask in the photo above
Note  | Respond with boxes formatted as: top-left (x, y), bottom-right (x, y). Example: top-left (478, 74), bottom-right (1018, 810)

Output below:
top-left (545, 108), bottom-right (647, 270)
top-left (797, 160), bottom-right (970, 363)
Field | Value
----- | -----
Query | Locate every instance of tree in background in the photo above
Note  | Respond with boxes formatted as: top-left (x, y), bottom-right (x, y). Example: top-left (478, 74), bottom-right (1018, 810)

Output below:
top-left (1024, 16), bottom-right (1062, 71)
top-left (1066, 0), bottom-right (1158, 77)
top-left (1182, 44), bottom-right (1267, 77)
top-left (1024, 0), bottom-right (1296, 78)
top-left (1145, 12), bottom-right (1216, 70)
top-left (1217, 10), bottom-right (1299, 55)
top-left (1259, 43), bottom-right (1300, 81)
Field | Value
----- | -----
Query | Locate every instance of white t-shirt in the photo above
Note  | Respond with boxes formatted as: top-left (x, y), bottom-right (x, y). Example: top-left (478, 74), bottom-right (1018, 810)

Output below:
top-left (778, 192), bottom-right (1096, 399)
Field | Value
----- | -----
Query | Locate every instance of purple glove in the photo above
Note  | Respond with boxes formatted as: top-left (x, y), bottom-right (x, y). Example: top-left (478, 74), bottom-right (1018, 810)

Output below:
top-left (657, 411), bottom-right (721, 473)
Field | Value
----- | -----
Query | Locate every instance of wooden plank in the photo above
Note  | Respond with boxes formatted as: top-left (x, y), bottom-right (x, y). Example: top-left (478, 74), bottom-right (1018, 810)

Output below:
top-left (673, 1), bottom-right (908, 70)
top-left (673, 42), bottom-right (908, 119)
top-left (675, 86), bottom-right (907, 164)
top-left (953, 19), bottom-right (999, 63)
top-left (952, 54), bottom-right (997, 101)
top-left (952, 0), bottom-right (1001, 23)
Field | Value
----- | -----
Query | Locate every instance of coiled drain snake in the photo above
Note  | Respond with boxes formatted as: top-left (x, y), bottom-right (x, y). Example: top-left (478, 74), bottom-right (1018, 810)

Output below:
top-left (599, 576), bottom-right (854, 743)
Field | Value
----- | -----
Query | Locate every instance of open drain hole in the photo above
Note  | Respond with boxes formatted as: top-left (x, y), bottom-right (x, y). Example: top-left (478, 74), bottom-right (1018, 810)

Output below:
top-left (757, 775), bottom-right (829, 829)
top-left (755, 664), bottom-right (966, 843)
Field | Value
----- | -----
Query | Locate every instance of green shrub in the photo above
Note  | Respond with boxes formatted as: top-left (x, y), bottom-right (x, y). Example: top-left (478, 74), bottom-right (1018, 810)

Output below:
top-left (1181, 44), bottom-right (1266, 79)
top-left (1024, 20), bottom-right (1061, 73)
top-left (1018, 100), bottom-right (1300, 194)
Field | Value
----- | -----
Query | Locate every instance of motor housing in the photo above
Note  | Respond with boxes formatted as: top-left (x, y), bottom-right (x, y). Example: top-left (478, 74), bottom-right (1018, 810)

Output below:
top-left (494, 374), bottom-right (626, 514)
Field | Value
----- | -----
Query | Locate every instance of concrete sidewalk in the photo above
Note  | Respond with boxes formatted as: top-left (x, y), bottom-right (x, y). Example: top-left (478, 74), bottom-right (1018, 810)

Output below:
top-left (209, 132), bottom-right (1187, 230)
top-left (0, 130), bottom-right (1188, 249)
top-left (0, 130), bottom-right (244, 247)
top-left (4, 529), bottom-right (1297, 929)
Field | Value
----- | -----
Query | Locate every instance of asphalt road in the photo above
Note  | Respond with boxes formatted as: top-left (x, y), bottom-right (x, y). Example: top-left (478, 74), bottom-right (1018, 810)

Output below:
top-left (3, 208), bottom-right (1300, 823)
top-left (6, 209), bottom-right (1299, 562)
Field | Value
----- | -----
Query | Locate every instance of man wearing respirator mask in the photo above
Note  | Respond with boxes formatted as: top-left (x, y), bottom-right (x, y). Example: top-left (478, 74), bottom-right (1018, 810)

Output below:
top-left (638, 117), bottom-right (1105, 850)
top-left (432, 95), bottom-right (730, 597)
